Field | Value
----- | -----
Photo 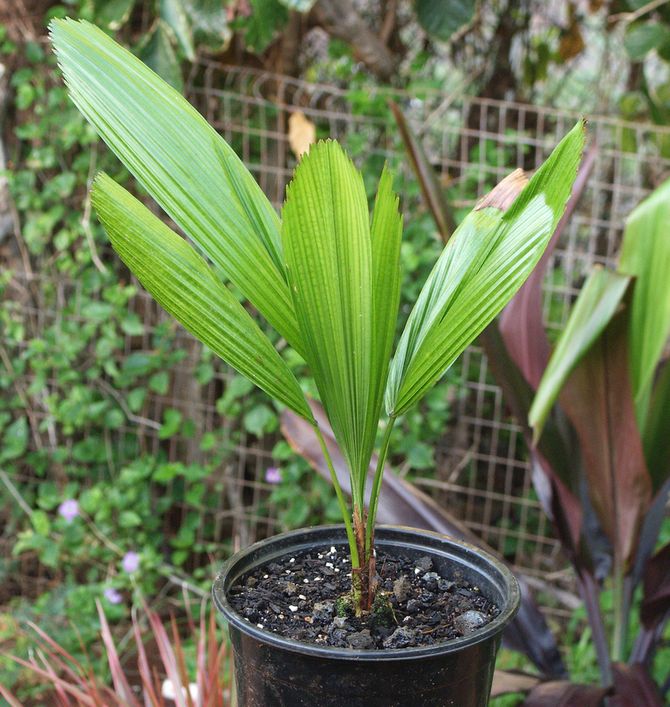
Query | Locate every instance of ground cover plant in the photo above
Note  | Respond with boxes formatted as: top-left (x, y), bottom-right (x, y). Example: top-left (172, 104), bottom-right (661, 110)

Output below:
top-left (50, 17), bottom-right (583, 621)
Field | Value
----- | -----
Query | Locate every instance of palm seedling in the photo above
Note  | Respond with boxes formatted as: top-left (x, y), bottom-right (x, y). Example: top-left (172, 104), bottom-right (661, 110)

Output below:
top-left (51, 18), bottom-right (584, 615)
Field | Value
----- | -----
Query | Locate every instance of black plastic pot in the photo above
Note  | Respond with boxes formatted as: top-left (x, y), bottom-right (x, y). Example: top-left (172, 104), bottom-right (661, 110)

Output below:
top-left (213, 525), bottom-right (519, 707)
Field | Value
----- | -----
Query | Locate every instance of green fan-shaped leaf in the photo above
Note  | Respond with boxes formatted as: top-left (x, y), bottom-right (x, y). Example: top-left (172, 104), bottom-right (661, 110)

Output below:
top-left (369, 165), bottom-right (402, 440)
top-left (281, 141), bottom-right (380, 494)
top-left (92, 173), bottom-right (313, 423)
top-left (386, 120), bottom-right (585, 417)
top-left (50, 19), bottom-right (301, 351)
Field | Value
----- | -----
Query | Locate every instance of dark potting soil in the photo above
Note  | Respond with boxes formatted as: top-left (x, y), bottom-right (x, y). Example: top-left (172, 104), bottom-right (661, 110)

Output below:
top-left (227, 544), bottom-right (499, 650)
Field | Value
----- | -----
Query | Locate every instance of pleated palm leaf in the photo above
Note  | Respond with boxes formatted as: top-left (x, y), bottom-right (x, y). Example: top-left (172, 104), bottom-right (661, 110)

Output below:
top-left (51, 18), bottom-right (584, 613)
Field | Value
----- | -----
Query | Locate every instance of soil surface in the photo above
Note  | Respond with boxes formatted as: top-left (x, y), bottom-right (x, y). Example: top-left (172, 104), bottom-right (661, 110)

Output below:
top-left (228, 544), bottom-right (499, 650)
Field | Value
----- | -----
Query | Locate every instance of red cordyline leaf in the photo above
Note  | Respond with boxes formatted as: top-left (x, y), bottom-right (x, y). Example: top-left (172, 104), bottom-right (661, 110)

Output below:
top-left (560, 308), bottom-right (652, 569)
top-left (5, 601), bottom-right (231, 706)
top-left (34, 650), bottom-right (82, 706)
top-left (644, 358), bottom-right (670, 493)
top-left (11, 621), bottom-right (116, 707)
top-left (131, 607), bottom-right (163, 707)
top-left (206, 611), bottom-right (228, 707)
top-left (610, 663), bottom-right (663, 707)
top-left (0, 684), bottom-right (24, 707)
top-left (97, 600), bottom-right (140, 706)
top-left (196, 609), bottom-right (207, 707)
top-left (480, 326), bottom-right (584, 563)
top-left (641, 542), bottom-right (670, 629)
top-left (146, 606), bottom-right (189, 707)
top-left (523, 680), bottom-right (608, 706)
top-left (171, 614), bottom-right (195, 707)
top-left (9, 653), bottom-right (100, 706)
top-left (25, 620), bottom-right (91, 683)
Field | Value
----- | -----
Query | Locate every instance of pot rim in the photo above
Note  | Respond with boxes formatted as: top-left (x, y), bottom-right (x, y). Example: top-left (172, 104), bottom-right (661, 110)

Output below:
top-left (212, 524), bottom-right (520, 662)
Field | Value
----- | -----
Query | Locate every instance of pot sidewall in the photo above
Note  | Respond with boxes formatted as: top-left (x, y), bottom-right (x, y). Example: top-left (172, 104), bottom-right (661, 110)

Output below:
top-left (213, 525), bottom-right (520, 707)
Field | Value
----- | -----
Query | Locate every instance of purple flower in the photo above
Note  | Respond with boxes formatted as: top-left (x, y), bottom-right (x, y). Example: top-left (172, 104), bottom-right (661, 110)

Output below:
top-left (122, 551), bottom-right (140, 574)
top-left (104, 587), bottom-right (122, 604)
top-left (58, 499), bottom-right (80, 523)
top-left (264, 466), bottom-right (282, 484)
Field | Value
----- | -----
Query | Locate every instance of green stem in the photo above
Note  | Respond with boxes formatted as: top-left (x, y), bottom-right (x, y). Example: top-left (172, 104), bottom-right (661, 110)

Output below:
top-left (364, 416), bottom-right (396, 560)
top-left (313, 424), bottom-right (359, 568)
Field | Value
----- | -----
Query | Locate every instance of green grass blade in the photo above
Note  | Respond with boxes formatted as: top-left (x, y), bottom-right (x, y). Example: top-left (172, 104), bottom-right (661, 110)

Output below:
top-left (281, 141), bottom-right (375, 500)
top-left (386, 120), bottom-right (585, 417)
top-left (50, 18), bottom-right (301, 350)
top-left (529, 267), bottom-right (631, 440)
top-left (92, 173), bottom-right (313, 423)
top-left (618, 177), bottom-right (670, 432)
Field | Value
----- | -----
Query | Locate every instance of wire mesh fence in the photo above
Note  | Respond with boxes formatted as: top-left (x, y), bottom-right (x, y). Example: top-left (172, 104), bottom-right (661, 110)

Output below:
top-left (189, 63), bottom-right (670, 579)
top-left (4, 63), bottom-right (670, 610)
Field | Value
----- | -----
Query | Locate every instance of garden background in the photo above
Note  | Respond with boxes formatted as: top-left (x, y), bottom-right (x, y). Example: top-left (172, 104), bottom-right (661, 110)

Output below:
top-left (1, 0), bottom-right (670, 703)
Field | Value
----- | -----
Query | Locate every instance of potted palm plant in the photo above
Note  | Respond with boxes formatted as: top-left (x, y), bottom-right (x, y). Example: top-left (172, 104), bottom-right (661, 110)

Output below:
top-left (51, 19), bottom-right (584, 706)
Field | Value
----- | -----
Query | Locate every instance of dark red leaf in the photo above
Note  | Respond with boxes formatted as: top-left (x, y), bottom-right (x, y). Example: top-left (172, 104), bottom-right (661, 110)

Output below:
top-left (96, 601), bottom-right (140, 706)
top-left (641, 542), bottom-right (670, 629)
top-left (632, 476), bottom-right (670, 622)
top-left (501, 576), bottom-right (568, 678)
top-left (480, 326), bottom-right (584, 560)
top-left (560, 308), bottom-right (652, 568)
top-left (610, 663), bottom-right (663, 707)
top-left (523, 680), bottom-right (608, 706)
top-left (643, 358), bottom-right (670, 493)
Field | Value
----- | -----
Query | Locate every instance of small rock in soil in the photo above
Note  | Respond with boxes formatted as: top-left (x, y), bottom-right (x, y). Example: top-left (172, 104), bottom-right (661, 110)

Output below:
top-left (312, 601), bottom-right (335, 621)
top-left (454, 610), bottom-right (488, 636)
top-left (347, 629), bottom-right (374, 649)
top-left (415, 556), bottom-right (433, 572)
top-left (405, 598), bottom-right (421, 614)
top-left (438, 578), bottom-right (454, 592)
top-left (383, 626), bottom-right (416, 649)
top-left (393, 576), bottom-right (412, 603)
top-left (422, 572), bottom-right (440, 591)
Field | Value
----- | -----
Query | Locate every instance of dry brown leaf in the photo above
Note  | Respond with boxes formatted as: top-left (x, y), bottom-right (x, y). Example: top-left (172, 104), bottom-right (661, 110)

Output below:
top-left (288, 111), bottom-right (316, 159)
top-left (559, 3), bottom-right (585, 61)
top-left (491, 670), bottom-right (540, 697)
